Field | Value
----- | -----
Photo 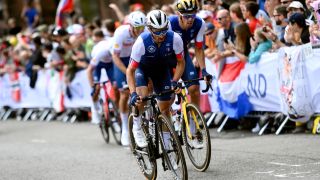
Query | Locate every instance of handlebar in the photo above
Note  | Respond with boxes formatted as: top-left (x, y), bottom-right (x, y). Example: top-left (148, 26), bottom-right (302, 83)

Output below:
top-left (174, 77), bottom-right (213, 105)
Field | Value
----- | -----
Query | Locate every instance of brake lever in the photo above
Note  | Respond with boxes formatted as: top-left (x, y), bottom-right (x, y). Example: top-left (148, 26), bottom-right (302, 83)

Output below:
top-left (202, 82), bottom-right (213, 93)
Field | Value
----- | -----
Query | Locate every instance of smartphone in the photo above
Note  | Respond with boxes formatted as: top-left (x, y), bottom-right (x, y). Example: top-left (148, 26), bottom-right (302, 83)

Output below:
top-left (262, 26), bottom-right (268, 32)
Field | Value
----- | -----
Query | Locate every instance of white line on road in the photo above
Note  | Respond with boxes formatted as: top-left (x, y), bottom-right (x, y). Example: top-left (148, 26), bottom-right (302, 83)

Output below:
top-left (268, 162), bottom-right (302, 167)
top-left (255, 171), bottom-right (274, 174)
top-left (31, 139), bottom-right (47, 143)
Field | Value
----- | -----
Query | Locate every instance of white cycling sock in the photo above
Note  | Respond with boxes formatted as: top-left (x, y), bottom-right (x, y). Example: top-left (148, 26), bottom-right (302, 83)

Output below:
top-left (120, 112), bottom-right (129, 133)
top-left (133, 115), bottom-right (142, 130)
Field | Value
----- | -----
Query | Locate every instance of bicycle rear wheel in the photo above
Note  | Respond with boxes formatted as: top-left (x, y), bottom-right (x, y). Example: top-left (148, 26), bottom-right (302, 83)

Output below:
top-left (157, 114), bottom-right (188, 180)
top-left (99, 98), bottom-right (110, 144)
top-left (108, 99), bottom-right (122, 145)
top-left (182, 103), bottom-right (211, 172)
top-left (128, 114), bottom-right (157, 180)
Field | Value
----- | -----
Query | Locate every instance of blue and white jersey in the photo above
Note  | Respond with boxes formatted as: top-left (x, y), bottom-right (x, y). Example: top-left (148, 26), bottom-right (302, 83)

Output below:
top-left (168, 15), bottom-right (206, 49)
top-left (130, 31), bottom-right (184, 71)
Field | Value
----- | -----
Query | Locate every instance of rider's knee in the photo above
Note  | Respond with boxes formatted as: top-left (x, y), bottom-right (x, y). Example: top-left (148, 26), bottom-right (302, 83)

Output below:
top-left (188, 85), bottom-right (200, 97)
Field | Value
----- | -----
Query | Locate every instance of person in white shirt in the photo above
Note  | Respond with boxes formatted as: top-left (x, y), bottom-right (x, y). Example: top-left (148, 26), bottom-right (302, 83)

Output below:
top-left (112, 11), bottom-right (146, 146)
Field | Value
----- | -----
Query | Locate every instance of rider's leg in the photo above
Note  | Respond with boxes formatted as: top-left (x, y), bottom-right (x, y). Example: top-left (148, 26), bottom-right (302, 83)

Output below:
top-left (183, 53), bottom-right (200, 135)
top-left (132, 86), bottom-right (149, 148)
top-left (113, 57), bottom-right (131, 146)
top-left (119, 89), bottom-right (129, 133)
top-left (187, 85), bottom-right (200, 134)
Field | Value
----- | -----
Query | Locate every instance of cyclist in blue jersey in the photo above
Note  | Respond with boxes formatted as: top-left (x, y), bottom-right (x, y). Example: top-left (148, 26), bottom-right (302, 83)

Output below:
top-left (168, 0), bottom-right (212, 107)
top-left (126, 10), bottom-right (185, 148)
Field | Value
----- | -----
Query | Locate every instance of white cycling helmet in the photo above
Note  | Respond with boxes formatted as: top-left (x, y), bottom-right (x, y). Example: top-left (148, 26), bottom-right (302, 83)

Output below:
top-left (128, 11), bottom-right (146, 27)
top-left (147, 10), bottom-right (168, 29)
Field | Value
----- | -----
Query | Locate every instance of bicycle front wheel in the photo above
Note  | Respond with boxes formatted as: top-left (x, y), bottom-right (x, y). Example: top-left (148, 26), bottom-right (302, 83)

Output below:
top-left (182, 103), bottom-right (211, 172)
top-left (99, 99), bottom-right (110, 143)
top-left (108, 99), bottom-right (122, 145)
top-left (128, 114), bottom-right (157, 180)
top-left (157, 114), bottom-right (188, 180)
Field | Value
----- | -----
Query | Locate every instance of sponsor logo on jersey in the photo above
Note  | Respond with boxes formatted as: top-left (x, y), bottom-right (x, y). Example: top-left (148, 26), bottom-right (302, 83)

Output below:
top-left (147, 45), bottom-right (156, 53)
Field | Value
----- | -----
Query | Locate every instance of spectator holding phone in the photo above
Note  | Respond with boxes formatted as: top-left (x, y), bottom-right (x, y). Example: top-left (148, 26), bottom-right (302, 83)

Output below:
top-left (248, 27), bottom-right (272, 64)
top-left (213, 22), bottom-right (251, 62)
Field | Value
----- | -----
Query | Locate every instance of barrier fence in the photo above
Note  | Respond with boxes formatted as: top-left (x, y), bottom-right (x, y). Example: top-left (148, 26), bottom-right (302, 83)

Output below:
top-left (1, 44), bottom-right (320, 121)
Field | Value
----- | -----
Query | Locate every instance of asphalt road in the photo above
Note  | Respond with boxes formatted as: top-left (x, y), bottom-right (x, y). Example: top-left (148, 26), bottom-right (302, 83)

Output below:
top-left (0, 120), bottom-right (320, 180)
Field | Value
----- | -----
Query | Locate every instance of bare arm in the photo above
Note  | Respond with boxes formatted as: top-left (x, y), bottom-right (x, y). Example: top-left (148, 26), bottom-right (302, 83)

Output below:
top-left (109, 3), bottom-right (125, 23)
top-left (126, 65), bottom-right (136, 94)
top-left (112, 53), bottom-right (127, 74)
top-left (172, 56), bottom-right (185, 82)
top-left (87, 64), bottom-right (94, 87)
top-left (195, 46), bottom-right (206, 70)
top-left (232, 49), bottom-right (248, 62)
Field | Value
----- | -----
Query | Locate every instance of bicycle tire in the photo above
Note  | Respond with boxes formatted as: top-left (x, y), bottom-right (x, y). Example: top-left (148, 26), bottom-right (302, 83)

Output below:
top-left (99, 99), bottom-right (110, 143)
top-left (182, 103), bottom-right (211, 172)
top-left (128, 114), bottom-right (157, 180)
top-left (108, 99), bottom-right (122, 145)
top-left (157, 114), bottom-right (188, 180)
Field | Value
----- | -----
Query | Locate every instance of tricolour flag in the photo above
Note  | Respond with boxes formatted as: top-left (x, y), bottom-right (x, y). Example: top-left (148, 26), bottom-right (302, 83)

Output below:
top-left (216, 56), bottom-right (252, 119)
top-left (55, 0), bottom-right (74, 27)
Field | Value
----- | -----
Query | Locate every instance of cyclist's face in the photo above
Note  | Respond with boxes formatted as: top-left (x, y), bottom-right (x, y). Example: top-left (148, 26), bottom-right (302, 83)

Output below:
top-left (179, 12), bottom-right (196, 28)
top-left (149, 27), bottom-right (168, 43)
top-left (132, 26), bottom-right (145, 37)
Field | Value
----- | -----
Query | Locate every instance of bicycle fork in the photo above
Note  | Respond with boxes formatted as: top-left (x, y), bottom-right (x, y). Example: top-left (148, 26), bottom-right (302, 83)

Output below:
top-left (181, 102), bottom-right (201, 139)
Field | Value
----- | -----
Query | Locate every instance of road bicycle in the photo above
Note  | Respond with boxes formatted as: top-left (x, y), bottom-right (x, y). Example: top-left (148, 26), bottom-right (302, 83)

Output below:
top-left (128, 91), bottom-right (188, 180)
top-left (93, 81), bottom-right (122, 145)
top-left (173, 77), bottom-right (212, 172)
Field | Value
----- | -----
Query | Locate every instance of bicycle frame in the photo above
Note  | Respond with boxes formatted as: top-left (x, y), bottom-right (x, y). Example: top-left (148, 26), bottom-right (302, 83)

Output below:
top-left (179, 88), bottom-right (201, 140)
top-left (101, 82), bottom-right (110, 121)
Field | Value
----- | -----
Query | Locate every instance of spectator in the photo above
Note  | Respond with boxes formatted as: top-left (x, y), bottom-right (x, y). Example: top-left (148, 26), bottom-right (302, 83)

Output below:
top-left (273, 5), bottom-right (288, 43)
top-left (287, 1), bottom-right (305, 17)
top-left (286, 13), bottom-right (310, 45)
top-left (248, 27), bottom-right (272, 64)
top-left (161, 4), bottom-right (175, 16)
top-left (265, 0), bottom-right (281, 17)
top-left (7, 18), bottom-right (22, 36)
top-left (203, 0), bottom-right (223, 28)
top-left (280, 0), bottom-right (293, 6)
top-left (240, 0), bottom-right (271, 24)
top-left (102, 19), bottom-right (116, 40)
top-left (229, 2), bottom-right (245, 25)
top-left (197, 10), bottom-right (214, 23)
top-left (213, 22), bottom-right (251, 62)
top-left (84, 24), bottom-right (95, 59)
top-left (28, 35), bottom-right (46, 88)
top-left (21, 0), bottom-right (39, 31)
top-left (204, 22), bottom-right (216, 59)
top-left (243, 1), bottom-right (261, 34)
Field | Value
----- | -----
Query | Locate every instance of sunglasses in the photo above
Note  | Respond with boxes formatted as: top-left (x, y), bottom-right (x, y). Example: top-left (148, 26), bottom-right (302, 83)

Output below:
top-left (181, 13), bottom-right (196, 19)
top-left (133, 26), bottom-right (145, 31)
top-left (217, 16), bottom-right (227, 21)
top-left (150, 28), bottom-right (168, 37)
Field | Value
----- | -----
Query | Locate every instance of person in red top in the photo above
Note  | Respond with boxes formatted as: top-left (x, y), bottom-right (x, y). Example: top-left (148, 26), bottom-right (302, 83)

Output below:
top-left (242, 1), bottom-right (261, 34)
